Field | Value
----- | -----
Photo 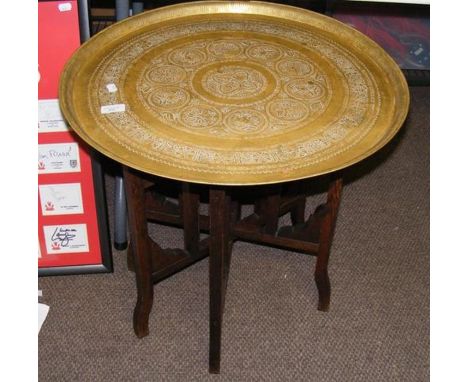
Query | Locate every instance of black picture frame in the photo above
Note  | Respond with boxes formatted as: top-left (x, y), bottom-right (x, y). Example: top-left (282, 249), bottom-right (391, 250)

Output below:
top-left (38, 0), bottom-right (113, 276)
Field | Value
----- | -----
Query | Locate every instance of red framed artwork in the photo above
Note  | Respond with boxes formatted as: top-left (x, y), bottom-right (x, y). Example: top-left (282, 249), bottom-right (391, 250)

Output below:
top-left (38, 0), bottom-right (112, 275)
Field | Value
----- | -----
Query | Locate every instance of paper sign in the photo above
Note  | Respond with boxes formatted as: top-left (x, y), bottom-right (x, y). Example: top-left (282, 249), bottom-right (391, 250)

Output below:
top-left (38, 143), bottom-right (81, 173)
top-left (101, 104), bottom-right (125, 114)
top-left (43, 224), bottom-right (89, 254)
top-left (38, 99), bottom-right (69, 132)
top-left (38, 303), bottom-right (50, 333)
top-left (58, 2), bottom-right (72, 12)
top-left (106, 83), bottom-right (118, 93)
top-left (39, 183), bottom-right (84, 215)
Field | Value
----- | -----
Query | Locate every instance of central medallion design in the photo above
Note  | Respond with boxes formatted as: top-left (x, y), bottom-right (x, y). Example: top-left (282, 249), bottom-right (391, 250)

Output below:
top-left (135, 37), bottom-right (331, 137)
top-left (192, 61), bottom-right (277, 105)
top-left (202, 65), bottom-right (267, 100)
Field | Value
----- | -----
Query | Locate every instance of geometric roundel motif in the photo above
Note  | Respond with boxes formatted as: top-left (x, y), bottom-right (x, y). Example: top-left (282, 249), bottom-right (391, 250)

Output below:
top-left (136, 37), bottom-right (331, 136)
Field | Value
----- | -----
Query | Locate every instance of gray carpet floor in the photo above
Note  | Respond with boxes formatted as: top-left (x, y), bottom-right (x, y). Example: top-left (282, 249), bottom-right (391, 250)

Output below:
top-left (38, 86), bottom-right (429, 381)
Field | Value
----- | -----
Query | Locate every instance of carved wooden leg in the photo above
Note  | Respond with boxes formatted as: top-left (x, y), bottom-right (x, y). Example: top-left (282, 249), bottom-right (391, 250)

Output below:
top-left (254, 185), bottom-right (282, 234)
top-left (123, 167), bottom-right (154, 338)
top-left (209, 188), bottom-right (232, 374)
top-left (287, 182), bottom-right (306, 226)
top-left (290, 196), bottom-right (306, 226)
top-left (181, 183), bottom-right (200, 256)
top-left (315, 177), bottom-right (343, 312)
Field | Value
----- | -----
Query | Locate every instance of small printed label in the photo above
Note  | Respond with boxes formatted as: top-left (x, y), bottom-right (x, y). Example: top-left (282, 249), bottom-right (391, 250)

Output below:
top-left (106, 83), bottom-right (118, 93)
top-left (39, 183), bottom-right (84, 216)
top-left (58, 2), bottom-right (72, 12)
top-left (43, 224), bottom-right (89, 254)
top-left (101, 104), bottom-right (125, 114)
top-left (38, 143), bottom-right (81, 174)
top-left (38, 99), bottom-right (69, 133)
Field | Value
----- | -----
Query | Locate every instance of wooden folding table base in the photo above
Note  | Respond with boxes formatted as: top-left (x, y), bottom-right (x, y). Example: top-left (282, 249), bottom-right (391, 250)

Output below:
top-left (123, 166), bottom-right (343, 373)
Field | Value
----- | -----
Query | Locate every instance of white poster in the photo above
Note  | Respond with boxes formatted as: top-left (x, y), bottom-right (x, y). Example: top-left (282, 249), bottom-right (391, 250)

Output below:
top-left (38, 142), bottom-right (81, 173)
top-left (39, 183), bottom-right (84, 215)
top-left (43, 224), bottom-right (89, 254)
top-left (38, 99), bottom-right (69, 133)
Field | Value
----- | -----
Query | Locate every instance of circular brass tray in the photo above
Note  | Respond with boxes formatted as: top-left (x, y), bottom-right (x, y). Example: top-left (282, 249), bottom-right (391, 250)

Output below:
top-left (60, 1), bottom-right (409, 185)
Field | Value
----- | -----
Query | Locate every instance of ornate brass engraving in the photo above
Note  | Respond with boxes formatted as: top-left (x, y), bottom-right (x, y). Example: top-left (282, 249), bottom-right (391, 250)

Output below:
top-left (60, 1), bottom-right (409, 185)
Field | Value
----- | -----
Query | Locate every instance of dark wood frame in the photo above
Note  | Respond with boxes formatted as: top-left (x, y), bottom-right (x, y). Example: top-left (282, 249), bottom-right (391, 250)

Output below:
top-left (123, 167), bottom-right (343, 373)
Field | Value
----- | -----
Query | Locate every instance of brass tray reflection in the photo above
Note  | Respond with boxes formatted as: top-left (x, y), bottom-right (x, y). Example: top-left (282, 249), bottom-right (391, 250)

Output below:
top-left (59, 1), bottom-right (409, 185)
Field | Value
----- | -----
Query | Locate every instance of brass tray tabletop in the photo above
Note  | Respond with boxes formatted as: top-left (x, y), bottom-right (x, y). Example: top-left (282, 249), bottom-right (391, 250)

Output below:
top-left (59, 1), bottom-right (409, 186)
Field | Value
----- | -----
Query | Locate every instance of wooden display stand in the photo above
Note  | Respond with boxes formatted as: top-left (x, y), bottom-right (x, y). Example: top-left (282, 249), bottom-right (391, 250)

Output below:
top-left (123, 167), bottom-right (342, 373)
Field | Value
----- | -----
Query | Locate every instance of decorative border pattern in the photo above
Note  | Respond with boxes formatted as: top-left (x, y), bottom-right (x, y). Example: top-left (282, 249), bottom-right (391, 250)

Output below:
top-left (87, 18), bottom-right (381, 176)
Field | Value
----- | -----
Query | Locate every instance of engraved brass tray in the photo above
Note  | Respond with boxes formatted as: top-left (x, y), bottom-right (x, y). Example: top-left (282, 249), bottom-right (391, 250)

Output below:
top-left (59, 1), bottom-right (409, 185)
